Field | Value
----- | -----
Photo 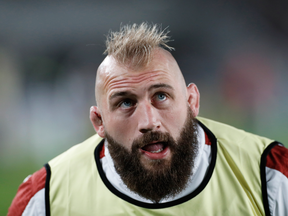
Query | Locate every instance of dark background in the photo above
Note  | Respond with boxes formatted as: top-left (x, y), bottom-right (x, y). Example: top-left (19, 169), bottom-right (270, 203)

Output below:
top-left (1, 1), bottom-right (288, 214)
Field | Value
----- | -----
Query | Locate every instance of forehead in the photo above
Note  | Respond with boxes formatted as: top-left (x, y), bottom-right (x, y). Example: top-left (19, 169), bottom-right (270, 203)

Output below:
top-left (96, 49), bottom-right (184, 102)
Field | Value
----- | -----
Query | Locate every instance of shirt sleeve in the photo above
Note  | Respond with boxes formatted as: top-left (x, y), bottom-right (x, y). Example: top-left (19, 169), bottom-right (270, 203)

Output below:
top-left (266, 144), bottom-right (288, 216)
top-left (8, 167), bottom-right (47, 216)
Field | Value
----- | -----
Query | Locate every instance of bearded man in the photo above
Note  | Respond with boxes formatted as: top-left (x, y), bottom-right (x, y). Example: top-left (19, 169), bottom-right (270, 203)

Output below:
top-left (9, 23), bottom-right (288, 216)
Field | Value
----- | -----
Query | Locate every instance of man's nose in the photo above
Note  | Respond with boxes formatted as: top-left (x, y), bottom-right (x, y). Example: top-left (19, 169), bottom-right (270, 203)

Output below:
top-left (137, 101), bottom-right (161, 133)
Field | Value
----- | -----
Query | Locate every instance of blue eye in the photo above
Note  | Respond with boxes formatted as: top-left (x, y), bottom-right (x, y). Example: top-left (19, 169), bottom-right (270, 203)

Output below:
top-left (157, 93), bottom-right (167, 101)
top-left (120, 100), bottom-right (133, 108)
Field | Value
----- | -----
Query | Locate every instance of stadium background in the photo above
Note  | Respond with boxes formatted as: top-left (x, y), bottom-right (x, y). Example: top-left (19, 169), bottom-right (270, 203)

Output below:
top-left (1, 1), bottom-right (288, 214)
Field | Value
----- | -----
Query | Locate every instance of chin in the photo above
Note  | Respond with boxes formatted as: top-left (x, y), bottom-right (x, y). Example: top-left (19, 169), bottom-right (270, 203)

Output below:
top-left (140, 155), bottom-right (172, 171)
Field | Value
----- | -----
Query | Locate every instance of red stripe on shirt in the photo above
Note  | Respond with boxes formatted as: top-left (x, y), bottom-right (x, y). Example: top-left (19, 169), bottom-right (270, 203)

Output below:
top-left (100, 143), bottom-right (105, 159)
top-left (205, 132), bottom-right (212, 145)
top-left (266, 144), bottom-right (288, 179)
top-left (8, 167), bottom-right (47, 216)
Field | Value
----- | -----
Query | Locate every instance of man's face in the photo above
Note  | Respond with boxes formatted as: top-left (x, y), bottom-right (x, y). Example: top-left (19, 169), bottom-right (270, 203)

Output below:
top-left (91, 48), bottom-right (200, 201)
top-left (92, 48), bottom-right (199, 169)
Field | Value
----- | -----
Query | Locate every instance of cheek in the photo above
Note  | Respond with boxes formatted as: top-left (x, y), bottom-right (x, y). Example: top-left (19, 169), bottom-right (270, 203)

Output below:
top-left (104, 115), bottom-right (136, 146)
top-left (162, 107), bottom-right (187, 134)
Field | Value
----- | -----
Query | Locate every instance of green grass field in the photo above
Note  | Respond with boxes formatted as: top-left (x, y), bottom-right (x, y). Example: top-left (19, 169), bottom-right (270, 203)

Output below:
top-left (0, 161), bottom-right (40, 215)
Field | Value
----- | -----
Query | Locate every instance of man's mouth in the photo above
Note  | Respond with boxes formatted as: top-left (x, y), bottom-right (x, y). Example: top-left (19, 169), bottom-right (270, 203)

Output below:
top-left (141, 143), bottom-right (164, 153)
top-left (140, 142), bottom-right (170, 159)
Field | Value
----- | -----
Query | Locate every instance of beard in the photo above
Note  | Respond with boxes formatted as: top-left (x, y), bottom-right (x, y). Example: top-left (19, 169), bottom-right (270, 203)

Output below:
top-left (105, 107), bottom-right (199, 203)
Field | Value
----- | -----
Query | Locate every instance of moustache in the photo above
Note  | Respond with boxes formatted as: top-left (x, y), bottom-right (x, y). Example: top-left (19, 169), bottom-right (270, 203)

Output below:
top-left (131, 131), bottom-right (176, 151)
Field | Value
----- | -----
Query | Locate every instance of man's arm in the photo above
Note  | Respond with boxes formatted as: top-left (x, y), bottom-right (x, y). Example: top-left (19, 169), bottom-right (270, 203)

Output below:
top-left (8, 167), bottom-right (46, 216)
top-left (266, 144), bottom-right (288, 216)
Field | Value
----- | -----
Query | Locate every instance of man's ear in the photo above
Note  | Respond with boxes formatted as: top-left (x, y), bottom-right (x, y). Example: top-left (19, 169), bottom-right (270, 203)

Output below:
top-left (90, 106), bottom-right (105, 138)
top-left (187, 83), bottom-right (200, 117)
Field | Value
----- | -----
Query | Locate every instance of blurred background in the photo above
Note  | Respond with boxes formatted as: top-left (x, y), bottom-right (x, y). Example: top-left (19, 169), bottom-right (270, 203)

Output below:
top-left (1, 0), bottom-right (288, 214)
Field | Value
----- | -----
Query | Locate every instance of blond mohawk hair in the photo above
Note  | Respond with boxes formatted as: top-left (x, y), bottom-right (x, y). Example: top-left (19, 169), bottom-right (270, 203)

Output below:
top-left (104, 22), bottom-right (174, 68)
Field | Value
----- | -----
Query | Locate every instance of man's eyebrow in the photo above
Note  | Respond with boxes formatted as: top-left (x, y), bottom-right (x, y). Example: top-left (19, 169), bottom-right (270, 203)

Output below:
top-left (109, 84), bottom-right (173, 100)
top-left (148, 83), bottom-right (174, 91)
top-left (109, 91), bottom-right (134, 100)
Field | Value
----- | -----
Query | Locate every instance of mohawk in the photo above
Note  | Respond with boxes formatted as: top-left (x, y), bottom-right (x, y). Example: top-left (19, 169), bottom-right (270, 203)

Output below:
top-left (104, 22), bottom-right (174, 68)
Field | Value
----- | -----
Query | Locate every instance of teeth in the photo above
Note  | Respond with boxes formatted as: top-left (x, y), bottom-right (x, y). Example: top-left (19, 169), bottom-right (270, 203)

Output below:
top-left (150, 148), bottom-right (163, 153)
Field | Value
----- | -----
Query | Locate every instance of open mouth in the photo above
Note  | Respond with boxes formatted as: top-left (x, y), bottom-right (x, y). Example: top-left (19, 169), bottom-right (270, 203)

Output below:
top-left (140, 142), bottom-right (169, 159)
top-left (141, 143), bottom-right (165, 153)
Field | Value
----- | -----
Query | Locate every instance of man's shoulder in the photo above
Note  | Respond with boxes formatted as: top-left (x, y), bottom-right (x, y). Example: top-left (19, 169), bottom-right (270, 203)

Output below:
top-left (266, 143), bottom-right (288, 178)
top-left (197, 116), bottom-right (256, 135)
top-left (197, 116), bottom-right (274, 147)
top-left (49, 134), bottom-right (103, 167)
top-left (8, 167), bottom-right (47, 216)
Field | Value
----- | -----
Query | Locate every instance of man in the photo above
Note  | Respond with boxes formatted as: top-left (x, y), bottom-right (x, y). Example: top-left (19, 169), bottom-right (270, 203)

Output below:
top-left (9, 23), bottom-right (288, 216)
